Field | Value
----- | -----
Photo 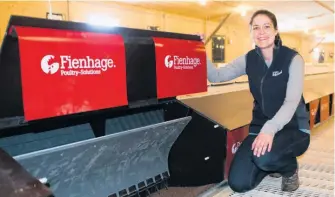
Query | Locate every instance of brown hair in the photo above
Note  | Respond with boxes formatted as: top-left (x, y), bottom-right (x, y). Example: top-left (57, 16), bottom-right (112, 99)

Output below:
top-left (249, 9), bottom-right (282, 46)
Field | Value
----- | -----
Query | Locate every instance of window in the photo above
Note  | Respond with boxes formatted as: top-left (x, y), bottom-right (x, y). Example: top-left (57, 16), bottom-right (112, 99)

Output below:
top-left (212, 35), bottom-right (225, 63)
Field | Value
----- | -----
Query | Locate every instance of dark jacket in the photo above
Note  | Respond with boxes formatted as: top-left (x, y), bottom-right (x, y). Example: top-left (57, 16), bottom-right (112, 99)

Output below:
top-left (246, 45), bottom-right (310, 134)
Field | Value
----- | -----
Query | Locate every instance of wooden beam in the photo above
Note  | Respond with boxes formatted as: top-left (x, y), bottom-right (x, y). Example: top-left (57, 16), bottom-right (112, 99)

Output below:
top-left (206, 13), bottom-right (229, 21)
top-left (313, 0), bottom-right (334, 13)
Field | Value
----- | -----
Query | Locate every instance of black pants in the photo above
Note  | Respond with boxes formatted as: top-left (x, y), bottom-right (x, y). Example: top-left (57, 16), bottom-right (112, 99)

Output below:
top-left (228, 128), bottom-right (310, 193)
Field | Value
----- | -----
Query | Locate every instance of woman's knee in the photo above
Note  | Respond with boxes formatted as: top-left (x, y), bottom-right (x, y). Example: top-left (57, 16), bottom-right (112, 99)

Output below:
top-left (292, 134), bottom-right (310, 157)
top-left (228, 179), bottom-right (253, 193)
top-left (228, 172), bottom-right (254, 193)
top-left (253, 153), bottom-right (276, 171)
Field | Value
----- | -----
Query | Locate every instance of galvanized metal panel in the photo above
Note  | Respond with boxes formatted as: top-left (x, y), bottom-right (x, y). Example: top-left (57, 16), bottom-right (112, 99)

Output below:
top-left (0, 124), bottom-right (93, 156)
top-left (14, 116), bottom-right (191, 197)
top-left (106, 109), bottom-right (164, 135)
top-left (0, 110), bottom-right (164, 157)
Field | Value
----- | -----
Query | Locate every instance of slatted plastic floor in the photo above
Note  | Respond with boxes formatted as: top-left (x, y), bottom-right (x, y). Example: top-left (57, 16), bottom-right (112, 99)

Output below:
top-left (212, 117), bottom-right (334, 197)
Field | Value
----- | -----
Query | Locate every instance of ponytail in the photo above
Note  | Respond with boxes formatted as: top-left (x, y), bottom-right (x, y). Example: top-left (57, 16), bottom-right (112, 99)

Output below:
top-left (275, 33), bottom-right (282, 47)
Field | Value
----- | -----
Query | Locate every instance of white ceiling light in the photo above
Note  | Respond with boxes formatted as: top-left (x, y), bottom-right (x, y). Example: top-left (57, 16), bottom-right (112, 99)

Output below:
top-left (199, 0), bottom-right (206, 6)
top-left (88, 14), bottom-right (119, 27)
top-left (235, 5), bottom-right (251, 16)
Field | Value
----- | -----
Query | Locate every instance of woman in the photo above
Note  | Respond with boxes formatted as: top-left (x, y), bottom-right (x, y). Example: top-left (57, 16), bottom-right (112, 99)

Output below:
top-left (207, 10), bottom-right (310, 193)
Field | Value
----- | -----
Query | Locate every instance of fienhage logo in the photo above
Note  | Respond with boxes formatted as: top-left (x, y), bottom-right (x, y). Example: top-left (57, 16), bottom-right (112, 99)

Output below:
top-left (232, 141), bottom-right (242, 154)
top-left (164, 55), bottom-right (173, 68)
top-left (41, 55), bottom-right (60, 74)
top-left (311, 108), bottom-right (317, 116)
top-left (164, 55), bottom-right (201, 70)
top-left (41, 55), bottom-right (116, 76)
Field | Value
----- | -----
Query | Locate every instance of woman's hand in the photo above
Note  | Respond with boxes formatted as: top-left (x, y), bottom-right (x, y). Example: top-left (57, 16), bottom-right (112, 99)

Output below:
top-left (252, 133), bottom-right (274, 157)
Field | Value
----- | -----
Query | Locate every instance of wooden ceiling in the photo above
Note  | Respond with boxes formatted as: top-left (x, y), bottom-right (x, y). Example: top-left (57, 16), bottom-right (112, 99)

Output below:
top-left (128, 1), bottom-right (239, 20)
top-left (117, 0), bottom-right (334, 40)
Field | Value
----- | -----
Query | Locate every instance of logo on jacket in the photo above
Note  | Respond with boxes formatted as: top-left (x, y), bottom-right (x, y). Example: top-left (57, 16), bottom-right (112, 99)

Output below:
top-left (272, 70), bottom-right (282, 77)
top-left (41, 55), bottom-right (60, 74)
top-left (40, 55), bottom-right (116, 76)
top-left (164, 55), bottom-right (201, 70)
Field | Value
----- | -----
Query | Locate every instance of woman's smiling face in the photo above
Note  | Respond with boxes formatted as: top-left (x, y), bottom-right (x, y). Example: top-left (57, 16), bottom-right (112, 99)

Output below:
top-left (251, 14), bottom-right (278, 49)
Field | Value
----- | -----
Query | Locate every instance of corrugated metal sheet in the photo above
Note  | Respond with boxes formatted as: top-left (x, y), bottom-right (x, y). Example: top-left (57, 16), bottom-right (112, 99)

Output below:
top-left (0, 124), bottom-right (93, 156)
top-left (106, 109), bottom-right (164, 135)
top-left (0, 109), bottom-right (165, 156)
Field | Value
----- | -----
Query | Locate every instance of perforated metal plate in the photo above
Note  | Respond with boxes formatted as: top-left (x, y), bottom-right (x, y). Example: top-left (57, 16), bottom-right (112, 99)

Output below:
top-left (228, 173), bottom-right (334, 197)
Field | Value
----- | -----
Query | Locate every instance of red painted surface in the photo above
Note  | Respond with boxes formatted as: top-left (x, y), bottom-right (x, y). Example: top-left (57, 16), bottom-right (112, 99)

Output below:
top-left (320, 95), bottom-right (330, 122)
top-left (309, 99), bottom-right (320, 130)
top-left (153, 37), bottom-right (207, 99)
top-left (225, 125), bottom-right (249, 179)
top-left (15, 26), bottom-right (128, 121)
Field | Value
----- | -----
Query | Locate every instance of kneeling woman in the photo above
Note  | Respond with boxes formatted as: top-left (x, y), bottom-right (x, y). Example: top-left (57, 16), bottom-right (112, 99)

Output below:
top-left (207, 10), bottom-right (310, 192)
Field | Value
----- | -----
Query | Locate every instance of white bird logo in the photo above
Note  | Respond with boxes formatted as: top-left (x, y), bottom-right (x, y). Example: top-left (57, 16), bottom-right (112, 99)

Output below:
top-left (41, 55), bottom-right (59, 74)
top-left (164, 55), bottom-right (173, 68)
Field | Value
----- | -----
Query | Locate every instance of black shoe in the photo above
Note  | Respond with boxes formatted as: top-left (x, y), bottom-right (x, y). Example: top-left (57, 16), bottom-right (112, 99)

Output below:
top-left (269, 173), bottom-right (281, 178)
top-left (281, 169), bottom-right (299, 192)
